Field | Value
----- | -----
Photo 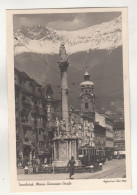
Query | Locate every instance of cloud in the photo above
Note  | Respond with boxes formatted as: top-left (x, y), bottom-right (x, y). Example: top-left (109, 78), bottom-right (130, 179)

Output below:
top-left (48, 16), bottom-right (87, 31)
top-left (14, 16), bottom-right (32, 30)
top-left (20, 17), bottom-right (32, 26)
top-left (14, 12), bottom-right (121, 31)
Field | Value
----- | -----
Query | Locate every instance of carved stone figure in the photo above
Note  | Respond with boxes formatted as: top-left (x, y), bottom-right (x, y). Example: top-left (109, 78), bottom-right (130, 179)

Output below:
top-left (55, 117), bottom-right (60, 136)
top-left (59, 42), bottom-right (68, 63)
top-left (59, 120), bottom-right (66, 131)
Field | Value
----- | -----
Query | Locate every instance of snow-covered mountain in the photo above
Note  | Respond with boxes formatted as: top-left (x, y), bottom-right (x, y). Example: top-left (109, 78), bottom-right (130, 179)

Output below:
top-left (14, 15), bottom-right (122, 55)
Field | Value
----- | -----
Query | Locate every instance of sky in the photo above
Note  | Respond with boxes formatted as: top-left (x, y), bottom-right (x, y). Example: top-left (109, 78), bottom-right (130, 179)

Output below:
top-left (13, 12), bottom-right (121, 31)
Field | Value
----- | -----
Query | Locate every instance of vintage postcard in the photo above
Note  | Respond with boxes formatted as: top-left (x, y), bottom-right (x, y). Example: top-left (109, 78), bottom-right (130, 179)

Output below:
top-left (7, 8), bottom-right (131, 192)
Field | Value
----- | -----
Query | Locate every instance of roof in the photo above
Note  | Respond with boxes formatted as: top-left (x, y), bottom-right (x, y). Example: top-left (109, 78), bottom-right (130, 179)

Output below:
top-left (94, 123), bottom-right (106, 132)
top-left (80, 80), bottom-right (94, 87)
top-left (15, 68), bottom-right (41, 87)
top-left (32, 80), bottom-right (41, 87)
top-left (19, 71), bottom-right (32, 81)
top-left (14, 68), bottom-right (55, 100)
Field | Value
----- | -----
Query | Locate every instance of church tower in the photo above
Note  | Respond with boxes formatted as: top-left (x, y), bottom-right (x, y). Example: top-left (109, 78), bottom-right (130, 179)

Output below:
top-left (80, 70), bottom-right (95, 121)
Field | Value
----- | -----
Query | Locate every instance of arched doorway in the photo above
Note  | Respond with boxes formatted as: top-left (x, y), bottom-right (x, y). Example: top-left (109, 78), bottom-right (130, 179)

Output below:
top-left (23, 145), bottom-right (31, 165)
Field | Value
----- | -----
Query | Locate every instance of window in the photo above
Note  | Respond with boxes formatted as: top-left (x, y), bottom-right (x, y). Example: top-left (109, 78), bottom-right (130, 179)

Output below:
top-left (31, 114), bottom-right (34, 121)
top-left (39, 100), bottom-right (42, 108)
top-left (78, 123), bottom-right (82, 130)
top-left (85, 102), bottom-right (88, 109)
top-left (30, 97), bottom-right (34, 106)
top-left (39, 129), bottom-right (44, 135)
top-left (84, 120), bottom-right (88, 127)
top-left (39, 141), bottom-right (45, 148)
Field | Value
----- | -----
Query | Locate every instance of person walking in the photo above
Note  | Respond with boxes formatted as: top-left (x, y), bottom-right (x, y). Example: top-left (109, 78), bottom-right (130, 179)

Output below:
top-left (67, 156), bottom-right (76, 179)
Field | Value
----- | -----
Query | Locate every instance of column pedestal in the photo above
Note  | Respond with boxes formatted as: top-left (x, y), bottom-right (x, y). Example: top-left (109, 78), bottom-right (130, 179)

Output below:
top-left (53, 135), bottom-right (81, 167)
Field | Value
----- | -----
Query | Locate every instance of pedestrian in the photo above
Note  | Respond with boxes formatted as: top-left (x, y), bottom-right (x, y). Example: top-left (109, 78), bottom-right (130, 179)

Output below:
top-left (67, 156), bottom-right (75, 179)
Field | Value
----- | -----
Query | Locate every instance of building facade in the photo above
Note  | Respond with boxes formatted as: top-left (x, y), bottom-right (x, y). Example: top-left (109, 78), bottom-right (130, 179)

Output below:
top-left (105, 117), bottom-right (114, 159)
top-left (79, 70), bottom-right (95, 147)
top-left (113, 122), bottom-right (125, 154)
top-left (15, 68), bottom-right (57, 166)
top-left (69, 70), bottom-right (111, 158)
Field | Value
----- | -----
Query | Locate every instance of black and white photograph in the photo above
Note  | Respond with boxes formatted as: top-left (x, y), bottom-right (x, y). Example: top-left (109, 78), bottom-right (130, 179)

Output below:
top-left (6, 8), bottom-right (131, 192)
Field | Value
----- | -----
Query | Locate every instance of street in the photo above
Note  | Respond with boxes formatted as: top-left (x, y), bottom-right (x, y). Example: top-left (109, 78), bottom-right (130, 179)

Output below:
top-left (17, 159), bottom-right (126, 180)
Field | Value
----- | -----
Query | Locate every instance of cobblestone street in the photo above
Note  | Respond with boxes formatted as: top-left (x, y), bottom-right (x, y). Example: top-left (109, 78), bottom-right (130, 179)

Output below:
top-left (17, 159), bottom-right (126, 181)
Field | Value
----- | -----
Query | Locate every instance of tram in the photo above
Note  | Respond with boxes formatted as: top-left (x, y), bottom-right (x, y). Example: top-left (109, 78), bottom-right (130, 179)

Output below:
top-left (78, 145), bottom-right (106, 166)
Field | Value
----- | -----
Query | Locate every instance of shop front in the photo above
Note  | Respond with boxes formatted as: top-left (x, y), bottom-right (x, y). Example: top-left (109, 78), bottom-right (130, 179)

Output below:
top-left (38, 148), bottom-right (52, 164)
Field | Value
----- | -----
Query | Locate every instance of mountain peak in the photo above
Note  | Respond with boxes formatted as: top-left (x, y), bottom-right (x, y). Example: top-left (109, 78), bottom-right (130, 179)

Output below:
top-left (14, 15), bottom-right (122, 55)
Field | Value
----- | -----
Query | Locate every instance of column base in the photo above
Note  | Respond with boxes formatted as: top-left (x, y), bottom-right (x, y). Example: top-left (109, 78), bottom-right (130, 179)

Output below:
top-left (53, 160), bottom-right (81, 167)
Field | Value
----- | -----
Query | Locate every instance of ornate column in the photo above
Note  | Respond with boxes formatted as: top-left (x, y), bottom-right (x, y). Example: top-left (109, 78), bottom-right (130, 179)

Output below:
top-left (52, 42), bottom-right (81, 167)
top-left (58, 42), bottom-right (69, 134)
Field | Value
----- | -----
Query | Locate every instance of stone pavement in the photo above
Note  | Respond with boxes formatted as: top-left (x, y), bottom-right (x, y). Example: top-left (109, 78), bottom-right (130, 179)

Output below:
top-left (17, 159), bottom-right (126, 181)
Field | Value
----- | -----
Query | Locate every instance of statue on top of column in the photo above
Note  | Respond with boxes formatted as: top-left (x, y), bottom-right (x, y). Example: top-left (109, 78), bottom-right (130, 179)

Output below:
top-left (59, 42), bottom-right (68, 63)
